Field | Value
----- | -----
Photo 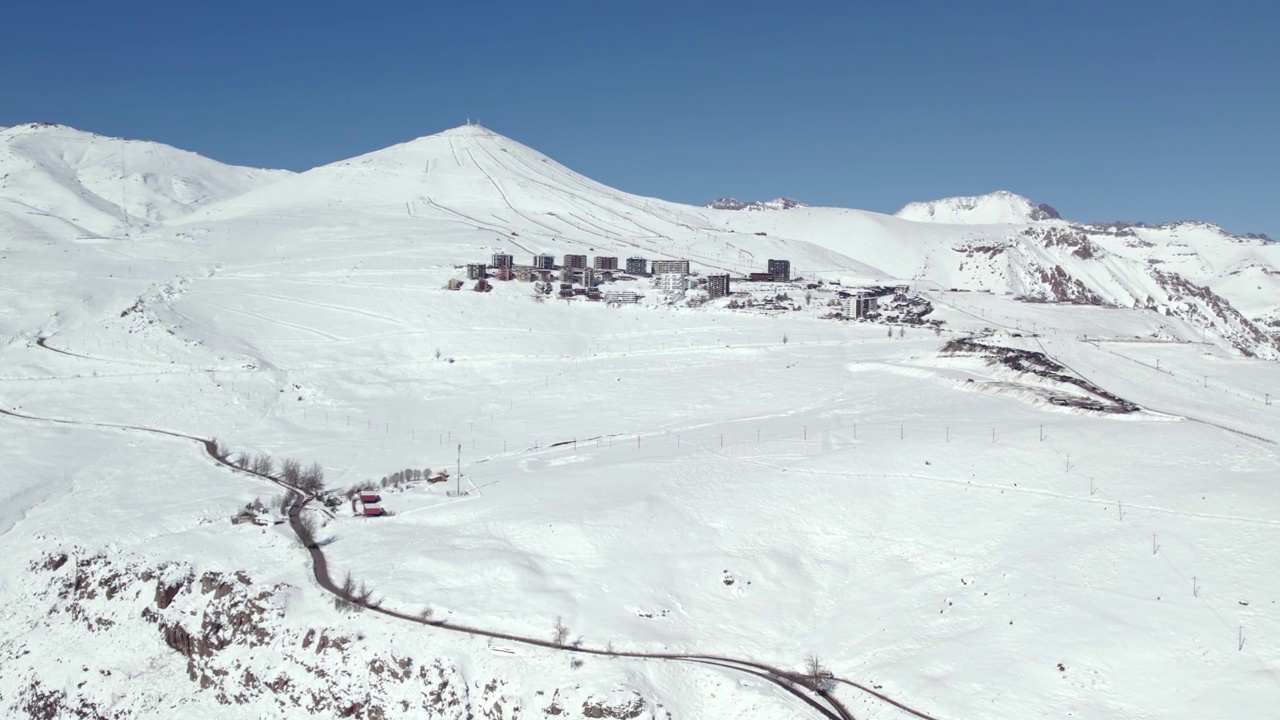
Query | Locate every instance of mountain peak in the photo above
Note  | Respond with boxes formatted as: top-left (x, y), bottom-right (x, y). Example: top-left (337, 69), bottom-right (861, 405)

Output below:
top-left (435, 123), bottom-right (501, 138)
top-left (895, 190), bottom-right (1060, 225)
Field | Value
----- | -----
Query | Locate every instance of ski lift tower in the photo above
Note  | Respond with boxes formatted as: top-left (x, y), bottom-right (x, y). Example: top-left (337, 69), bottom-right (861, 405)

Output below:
top-left (448, 443), bottom-right (469, 498)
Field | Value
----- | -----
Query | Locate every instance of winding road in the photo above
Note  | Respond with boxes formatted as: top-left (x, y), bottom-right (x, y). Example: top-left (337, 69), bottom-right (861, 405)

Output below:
top-left (0, 402), bottom-right (945, 720)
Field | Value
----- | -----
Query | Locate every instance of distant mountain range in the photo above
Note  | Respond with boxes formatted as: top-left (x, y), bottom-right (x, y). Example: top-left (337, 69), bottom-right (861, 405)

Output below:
top-left (3, 121), bottom-right (1278, 357)
top-left (704, 197), bottom-right (809, 211)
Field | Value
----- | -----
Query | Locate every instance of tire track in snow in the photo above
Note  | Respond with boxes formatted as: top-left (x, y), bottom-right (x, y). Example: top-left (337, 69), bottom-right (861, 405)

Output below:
top-left (190, 300), bottom-right (345, 341)
top-left (195, 288), bottom-right (407, 327)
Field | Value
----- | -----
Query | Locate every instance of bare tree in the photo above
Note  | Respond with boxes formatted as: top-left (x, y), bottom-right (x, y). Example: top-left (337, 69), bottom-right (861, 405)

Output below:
top-left (804, 654), bottom-right (834, 692)
top-left (553, 616), bottom-right (570, 647)
top-left (281, 458), bottom-right (302, 486)
top-left (251, 453), bottom-right (275, 477)
top-left (295, 511), bottom-right (320, 549)
top-left (298, 462), bottom-right (325, 495)
top-left (334, 572), bottom-right (359, 612)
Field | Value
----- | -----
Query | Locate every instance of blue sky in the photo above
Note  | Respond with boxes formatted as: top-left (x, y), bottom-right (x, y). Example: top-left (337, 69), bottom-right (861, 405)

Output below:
top-left (3, 1), bottom-right (1276, 234)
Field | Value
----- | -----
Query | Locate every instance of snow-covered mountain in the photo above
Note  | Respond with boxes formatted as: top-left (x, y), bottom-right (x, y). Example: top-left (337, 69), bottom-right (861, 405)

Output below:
top-left (704, 197), bottom-right (809, 211)
top-left (895, 190), bottom-right (1061, 224)
top-left (4, 122), bottom-right (1280, 720)
top-left (0, 122), bottom-right (289, 240)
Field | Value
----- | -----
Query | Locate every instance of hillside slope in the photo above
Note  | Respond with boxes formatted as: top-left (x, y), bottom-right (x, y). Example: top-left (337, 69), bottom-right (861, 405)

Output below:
top-left (0, 123), bottom-right (290, 240)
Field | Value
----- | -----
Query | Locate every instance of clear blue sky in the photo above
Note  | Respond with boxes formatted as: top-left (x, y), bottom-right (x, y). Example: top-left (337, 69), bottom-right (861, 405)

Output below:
top-left (3, 1), bottom-right (1276, 234)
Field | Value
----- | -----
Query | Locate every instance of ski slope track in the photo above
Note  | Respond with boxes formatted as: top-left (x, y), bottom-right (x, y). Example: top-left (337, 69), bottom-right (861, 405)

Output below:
top-left (2, 122), bottom-right (1279, 719)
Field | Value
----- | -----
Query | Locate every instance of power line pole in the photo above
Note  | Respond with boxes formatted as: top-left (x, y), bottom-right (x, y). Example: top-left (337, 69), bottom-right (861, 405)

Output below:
top-left (456, 443), bottom-right (462, 496)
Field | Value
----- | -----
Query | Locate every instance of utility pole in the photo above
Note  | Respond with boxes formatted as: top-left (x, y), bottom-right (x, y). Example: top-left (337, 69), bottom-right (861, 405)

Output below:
top-left (456, 444), bottom-right (462, 496)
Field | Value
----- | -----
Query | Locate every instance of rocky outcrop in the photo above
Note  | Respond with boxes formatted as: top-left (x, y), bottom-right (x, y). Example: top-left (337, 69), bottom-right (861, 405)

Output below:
top-left (942, 338), bottom-right (1140, 413)
top-left (704, 197), bottom-right (808, 211)
top-left (7, 550), bottom-right (667, 720)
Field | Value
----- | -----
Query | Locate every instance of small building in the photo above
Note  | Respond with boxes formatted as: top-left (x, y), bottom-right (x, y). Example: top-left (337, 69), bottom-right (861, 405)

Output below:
top-left (466, 263), bottom-right (487, 280)
top-left (491, 253), bottom-right (514, 269)
top-left (532, 253), bottom-right (556, 270)
top-left (362, 506), bottom-right (385, 517)
top-left (600, 271), bottom-right (615, 283)
top-left (586, 287), bottom-right (602, 301)
top-left (651, 259), bottom-right (691, 275)
top-left (594, 256), bottom-right (618, 270)
top-left (748, 272), bottom-right (774, 282)
top-left (230, 509), bottom-right (265, 526)
top-left (514, 265), bottom-right (536, 282)
top-left (626, 257), bottom-right (649, 276)
top-left (445, 279), bottom-right (465, 291)
top-left (768, 259), bottom-right (791, 282)
top-left (493, 266), bottom-right (514, 281)
top-left (358, 492), bottom-right (381, 504)
top-left (536, 269), bottom-right (554, 283)
top-left (705, 274), bottom-right (731, 298)
top-left (562, 254), bottom-right (588, 270)
top-left (474, 279), bottom-right (492, 292)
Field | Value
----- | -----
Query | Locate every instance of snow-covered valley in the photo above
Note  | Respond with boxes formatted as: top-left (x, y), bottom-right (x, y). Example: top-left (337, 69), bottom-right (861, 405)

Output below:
top-left (1, 121), bottom-right (1278, 719)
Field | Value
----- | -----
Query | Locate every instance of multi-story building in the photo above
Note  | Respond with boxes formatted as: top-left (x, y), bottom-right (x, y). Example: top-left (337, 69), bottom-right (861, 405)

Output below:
top-left (842, 294), bottom-right (879, 319)
top-left (625, 257), bottom-right (649, 276)
top-left (651, 259), bottom-right (690, 276)
top-left (705, 274), bottom-right (731, 298)
top-left (493, 266), bottom-right (514, 281)
top-left (466, 263), bottom-right (487, 280)
top-left (767, 259), bottom-right (791, 282)
top-left (654, 273), bottom-right (688, 294)
top-left (532, 253), bottom-right (556, 270)
top-left (581, 267), bottom-right (598, 287)
top-left (593, 256), bottom-right (619, 270)
top-left (514, 265), bottom-right (536, 282)
top-left (491, 253), bottom-right (514, 269)
top-left (603, 289), bottom-right (640, 304)
top-left (562, 254), bottom-right (588, 270)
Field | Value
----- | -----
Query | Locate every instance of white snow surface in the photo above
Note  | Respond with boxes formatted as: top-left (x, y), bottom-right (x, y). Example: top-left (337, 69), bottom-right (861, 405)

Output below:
top-left (895, 190), bottom-right (1057, 225)
top-left (1, 123), bottom-right (1279, 719)
top-left (0, 122), bottom-right (290, 240)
